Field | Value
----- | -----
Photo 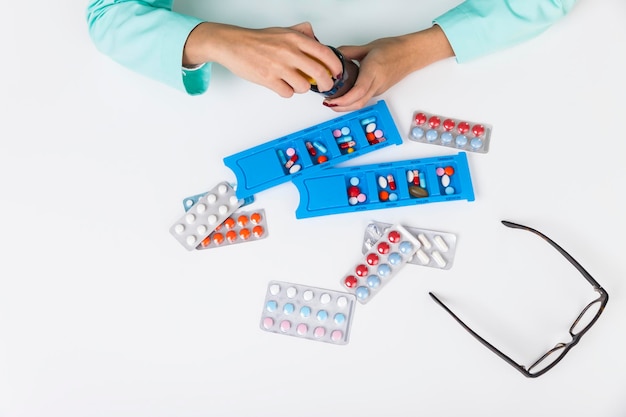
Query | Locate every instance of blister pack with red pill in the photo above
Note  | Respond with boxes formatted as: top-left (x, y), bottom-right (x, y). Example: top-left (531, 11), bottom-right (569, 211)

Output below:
top-left (196, 209), bottom-right (268, 250)
top-left (169, 181), bottom-right (244, 250)
top-left (408, 110), bottom-right (492, 153)
top-left (260, 280), bottom-right (356, 345)
top-left (362, 221), bottom-right (457, 270)
top-left (341, 224), bottom-right (419, 304)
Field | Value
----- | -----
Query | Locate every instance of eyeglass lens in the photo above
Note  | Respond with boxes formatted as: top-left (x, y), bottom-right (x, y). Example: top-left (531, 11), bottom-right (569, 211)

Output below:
top-left (570, 297), bottom-right (604, 335)
top-left (527, 296), bottom-right (603, 375)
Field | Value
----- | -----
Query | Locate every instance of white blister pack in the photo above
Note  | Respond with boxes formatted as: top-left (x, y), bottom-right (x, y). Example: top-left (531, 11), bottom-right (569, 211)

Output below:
top-left (260, 280), bottom-right (356, 345)
top-left (341, 223), bottom-right (419, 304)
top-left (363, 221), bottom-right (457, 270)
top-left (169, 181), bottom-right (243, 250)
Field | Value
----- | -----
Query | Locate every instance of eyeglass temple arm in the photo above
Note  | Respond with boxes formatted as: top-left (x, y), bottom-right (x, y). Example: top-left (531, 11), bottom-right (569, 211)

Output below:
top-left (429, 292), bottom-right (532, 377)
top-left (500, 220), bottom-right (603, 290)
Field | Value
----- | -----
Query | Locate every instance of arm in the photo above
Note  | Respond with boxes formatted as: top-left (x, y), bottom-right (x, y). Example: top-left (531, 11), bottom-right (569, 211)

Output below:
top-left (86, 1), bottom-right (342, 97)
top-left (326, 0), bottom-right (578, 112)
top-left (86, 0), bottom-right (210, 95)
top-left (435, 0), bottom-right (579, 62)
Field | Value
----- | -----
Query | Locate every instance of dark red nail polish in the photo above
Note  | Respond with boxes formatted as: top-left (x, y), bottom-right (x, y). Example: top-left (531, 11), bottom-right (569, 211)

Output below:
top-left (323, 101), bottom-right (337, 108)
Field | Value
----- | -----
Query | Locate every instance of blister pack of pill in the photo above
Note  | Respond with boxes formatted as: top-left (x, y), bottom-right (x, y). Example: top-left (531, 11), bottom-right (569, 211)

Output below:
top-left (260, 280), bottom-right (356, 345)
top-left (183, 187), bottom-right (254, 212)
top-left (169, 181), bottom-right (243, 250)
top-left (408, 110), bottom-right (492, 154)
top-left (223, 100), bottom-right (402, 199)
top-left (362, 221), bottom-right (457, 270)
top-left (340, 224), bottom-right (419, 304)
top-left (196, 209), bottom-right (268, 250)
top-left (292, 152), bottom-right (475, 219)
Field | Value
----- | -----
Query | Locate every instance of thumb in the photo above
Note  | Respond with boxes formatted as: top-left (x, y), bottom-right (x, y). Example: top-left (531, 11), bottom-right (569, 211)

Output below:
top-left (337, 45), bottom-right (369, 61)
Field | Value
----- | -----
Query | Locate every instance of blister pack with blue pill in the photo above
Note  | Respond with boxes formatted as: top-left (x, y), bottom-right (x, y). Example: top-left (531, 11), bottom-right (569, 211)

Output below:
top-left (292, 152), bottom-right (475, 219)
top-left (341, 224), bottom-right (419, 304)
top-left (363, 221), bottom-right (457, 270)
top-left (223, 100), bottom-right (402, 199)
top-left (169, 181), bottom-right (244, 251)
top-left (408, 110), bottom-right (492, 154)
top-left (260, 280), bottom-right (356, 345)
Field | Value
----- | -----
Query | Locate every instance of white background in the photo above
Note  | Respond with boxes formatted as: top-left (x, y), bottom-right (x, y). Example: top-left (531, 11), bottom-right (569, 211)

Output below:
top-left (1, 1), bottom-right (625, 416)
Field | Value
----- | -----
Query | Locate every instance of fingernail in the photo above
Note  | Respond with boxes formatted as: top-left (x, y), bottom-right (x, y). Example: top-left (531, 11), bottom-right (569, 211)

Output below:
top-left (323, 101), bottom-right (337, 108)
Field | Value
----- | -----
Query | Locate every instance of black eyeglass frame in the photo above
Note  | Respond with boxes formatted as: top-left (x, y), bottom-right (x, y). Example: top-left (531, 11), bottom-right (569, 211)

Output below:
top-left (430, 220), bottom-right (609, 378)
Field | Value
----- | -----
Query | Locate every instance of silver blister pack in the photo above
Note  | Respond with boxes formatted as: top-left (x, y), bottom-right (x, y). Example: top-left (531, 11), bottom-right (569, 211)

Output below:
top-left (363, 221), bottom-right (457, 270)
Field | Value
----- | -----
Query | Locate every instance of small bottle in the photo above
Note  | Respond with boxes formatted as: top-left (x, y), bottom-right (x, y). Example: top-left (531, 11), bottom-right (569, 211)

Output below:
top-left (310, 46), bottom-right (359, 99)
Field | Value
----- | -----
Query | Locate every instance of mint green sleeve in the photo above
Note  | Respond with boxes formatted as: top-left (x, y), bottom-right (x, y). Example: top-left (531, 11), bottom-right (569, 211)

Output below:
top-left (86, 0), bottom-right (211, 95)
top-left (434, 0), bottom-right (579, 63)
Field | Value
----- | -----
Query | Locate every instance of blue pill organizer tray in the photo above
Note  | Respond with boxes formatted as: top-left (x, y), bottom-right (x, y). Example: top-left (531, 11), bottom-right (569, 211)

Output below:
top-left (292, 152), bottom-right (475, 219)
top-left (223, 100), bottom-right (402, 199)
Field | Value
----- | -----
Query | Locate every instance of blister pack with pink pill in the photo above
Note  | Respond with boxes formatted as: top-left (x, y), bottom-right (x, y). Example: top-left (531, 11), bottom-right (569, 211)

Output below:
top-left (196, 209), bottom-right (268, 250)
top-left (362, 221), bottom-right (457, 270)
top-left (340, 224), bottom-right (419, 304)
top-left (260, 280), bottom-right (356, 345)
top-left (408, 110), bottom-right (492, 153)
top-left (169, 181), bottom-right (244, 250)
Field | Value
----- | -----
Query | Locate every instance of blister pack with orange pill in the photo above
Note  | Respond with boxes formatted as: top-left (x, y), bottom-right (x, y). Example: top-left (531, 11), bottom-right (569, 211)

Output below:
top-left (196, 209), bottom-right (269, 250)
top-left (408, 110), bottom-right (493, 154)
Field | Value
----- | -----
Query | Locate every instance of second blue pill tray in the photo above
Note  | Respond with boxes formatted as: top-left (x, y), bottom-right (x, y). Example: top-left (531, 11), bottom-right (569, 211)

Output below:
top-left (223, 100), bottom-right (402, 199)
top-left (292, 152), bottom-right (475, 219)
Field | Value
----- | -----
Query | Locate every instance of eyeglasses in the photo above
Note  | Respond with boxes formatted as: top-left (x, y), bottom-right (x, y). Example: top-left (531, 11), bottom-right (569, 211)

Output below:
top-left (430, 220), bottom-right (609, 378)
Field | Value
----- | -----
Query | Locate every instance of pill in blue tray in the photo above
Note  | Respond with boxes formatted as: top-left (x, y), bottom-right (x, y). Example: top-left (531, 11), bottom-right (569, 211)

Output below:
top-left (293, 152), bottom-right (475, 219)
top-left (224, 100), bottom-right (402, 199)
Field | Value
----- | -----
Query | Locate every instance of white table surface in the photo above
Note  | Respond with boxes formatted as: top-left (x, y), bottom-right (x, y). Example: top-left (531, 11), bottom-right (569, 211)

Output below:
top-left (1, 1), bottom-right (625, 416)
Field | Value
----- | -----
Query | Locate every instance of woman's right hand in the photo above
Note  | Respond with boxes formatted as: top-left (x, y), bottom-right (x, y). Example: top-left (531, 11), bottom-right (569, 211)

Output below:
top-left (183, 21), bottom-right (343, 97)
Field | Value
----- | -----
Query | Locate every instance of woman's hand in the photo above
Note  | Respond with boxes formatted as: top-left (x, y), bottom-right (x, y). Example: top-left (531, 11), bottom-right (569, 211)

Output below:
top-left (183, 21), bottom-right (343, 97)
top-left (324, 25), bottom-right (455, 112)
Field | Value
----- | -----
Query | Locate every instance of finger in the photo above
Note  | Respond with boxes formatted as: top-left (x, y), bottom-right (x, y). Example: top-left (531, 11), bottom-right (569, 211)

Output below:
top-left (324, 71), bottom-right (375, 110)
top-left (270, 80), bottom-right (296, 98)
top-left (298, 42), bottom-right (343, 84)
top-left (284, 70), bottom-right (316, 94)
top-left (297, 57), bottom-right (336, 92)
